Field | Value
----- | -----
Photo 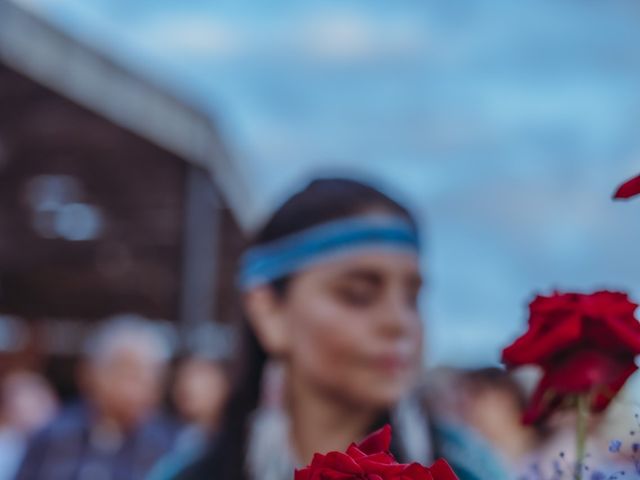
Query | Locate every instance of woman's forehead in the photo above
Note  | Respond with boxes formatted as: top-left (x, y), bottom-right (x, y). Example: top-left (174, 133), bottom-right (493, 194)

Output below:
top-left (307, 250), bottom-right (422, 280)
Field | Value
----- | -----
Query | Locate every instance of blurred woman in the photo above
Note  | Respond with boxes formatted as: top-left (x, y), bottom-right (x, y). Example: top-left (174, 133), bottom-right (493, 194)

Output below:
top-left (172, 356), bottom-right (230, 438)
top-left (424, 367), bottom-right (540, 479)
top-left (173, 178), bottom-right (443, 480)
top-left (149, 355), bottom-right (230, 480)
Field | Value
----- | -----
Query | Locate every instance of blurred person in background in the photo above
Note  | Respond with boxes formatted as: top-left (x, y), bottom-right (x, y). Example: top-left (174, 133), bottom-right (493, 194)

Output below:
top-left (0, 370), bottom-right (58, 480)
top-left (172, 178), bottom-right (497, 480)
top-left (15, 315), bottom-right (177, 480)
top-left (148, 354), bottom-right (230, 479)
top-left (172, 355), bottom-right (230, 444)
top-left (422, 367), bottom-right (529, 480)
top-left (457, 368), bottom-right (541, 474)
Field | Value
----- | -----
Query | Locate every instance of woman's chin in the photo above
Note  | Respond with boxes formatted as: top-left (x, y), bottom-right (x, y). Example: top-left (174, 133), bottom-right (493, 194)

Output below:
top-left (352, 379), bottom-right (415, 409)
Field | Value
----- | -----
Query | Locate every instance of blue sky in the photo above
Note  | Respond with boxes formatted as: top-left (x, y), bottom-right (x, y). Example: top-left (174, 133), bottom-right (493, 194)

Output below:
top-left (15, 0), bottom-right (640, 366)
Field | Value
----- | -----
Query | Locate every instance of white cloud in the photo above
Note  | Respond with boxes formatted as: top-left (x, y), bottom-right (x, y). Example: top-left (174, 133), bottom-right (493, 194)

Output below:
top-left (294, 10), bottom-right (427, 62)
top-left (136, 16), bottom-right (243, 58)
top-left (298, 12), bottom-right (376, 60)
top-left (132, 8), bottom-right (428, 63)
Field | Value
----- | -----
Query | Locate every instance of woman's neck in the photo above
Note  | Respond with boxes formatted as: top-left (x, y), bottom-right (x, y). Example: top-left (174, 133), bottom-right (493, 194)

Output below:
top-left (286, 372), bottom-right (381, 465)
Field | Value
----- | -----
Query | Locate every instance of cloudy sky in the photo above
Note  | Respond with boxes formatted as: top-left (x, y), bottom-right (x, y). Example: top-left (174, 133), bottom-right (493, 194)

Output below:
top-left (14, 0), bottom-right (640, 367)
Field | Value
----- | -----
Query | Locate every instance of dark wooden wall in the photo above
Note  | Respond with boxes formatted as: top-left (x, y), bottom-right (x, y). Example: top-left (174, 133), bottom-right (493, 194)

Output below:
top-left (0, 63), bottom-right (244, 327)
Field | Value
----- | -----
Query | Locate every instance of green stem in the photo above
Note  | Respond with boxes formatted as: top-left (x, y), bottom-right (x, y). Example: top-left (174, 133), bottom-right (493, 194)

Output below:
top-left (574, 395), bottom-right (589, 480)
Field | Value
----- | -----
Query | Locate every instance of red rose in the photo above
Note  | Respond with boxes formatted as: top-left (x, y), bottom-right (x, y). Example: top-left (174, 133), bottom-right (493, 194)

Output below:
top-left (613, 174), bottom-right (640, 199)
top-left (294, 425), bottom-right (458, 480)
top-left (502, 291), bottom-right (640, 424)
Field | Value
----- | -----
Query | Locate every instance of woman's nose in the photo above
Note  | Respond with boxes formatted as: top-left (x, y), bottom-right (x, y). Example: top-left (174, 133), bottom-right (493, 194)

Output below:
top-left (377, 292), bottom-right (418, 338)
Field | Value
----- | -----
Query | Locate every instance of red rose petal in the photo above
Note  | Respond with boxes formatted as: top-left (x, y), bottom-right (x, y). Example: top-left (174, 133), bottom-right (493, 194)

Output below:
top-left (310, 469), bottom-right (357, 480)
top-left (358, 459), bottom-right (405, 476)
top-left (522, 349), bottom-right (638, 424)
top-left (586, 315), bottom-right (640, 353)
top-left (429, 459), bottom-right (459, 480)
top-left (591, 361), bottom-right (639, 412)
top-left (309, 453), bottom-right (327, 467)
top-left (359, 452), bottom-right (397, 466)
top-left (321, 452), bottom-right (364, 474)
top-left (294, 468), bottom-right (311, 480)
top-left (502, 311), bottom-right (582, 365)
top-left (400, 463), bottom-right (435, 480)
top-left (345, 444), bottom-right (366, 460)
top-left (613, 174), bottom-right (640, 199)
top-left (544, 350), bottom-right (635, 393)
top-left (357, 425), bottom-right (392, 455)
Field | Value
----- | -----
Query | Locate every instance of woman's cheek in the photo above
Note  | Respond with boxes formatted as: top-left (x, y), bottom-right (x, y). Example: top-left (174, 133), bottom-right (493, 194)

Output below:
top-left (292, 302), bottom-right (367, 381)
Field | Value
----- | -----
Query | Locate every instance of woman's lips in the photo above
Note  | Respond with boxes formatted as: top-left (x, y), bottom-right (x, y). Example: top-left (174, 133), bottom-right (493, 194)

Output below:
top-left (370, 354), bottom-right (413, 372)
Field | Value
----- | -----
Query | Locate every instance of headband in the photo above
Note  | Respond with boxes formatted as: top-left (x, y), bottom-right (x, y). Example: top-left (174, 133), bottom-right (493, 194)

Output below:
top-left (238, 215), bottom-right (419, 291)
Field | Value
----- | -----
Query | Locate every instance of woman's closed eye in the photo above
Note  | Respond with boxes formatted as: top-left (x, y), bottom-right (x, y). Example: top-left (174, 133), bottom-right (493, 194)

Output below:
top-left (332, 279), bottom-right (380, 307)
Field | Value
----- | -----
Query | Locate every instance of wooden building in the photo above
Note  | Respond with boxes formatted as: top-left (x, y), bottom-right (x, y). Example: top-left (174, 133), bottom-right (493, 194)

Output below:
top-left (0, 0), bottom-right (249, 383)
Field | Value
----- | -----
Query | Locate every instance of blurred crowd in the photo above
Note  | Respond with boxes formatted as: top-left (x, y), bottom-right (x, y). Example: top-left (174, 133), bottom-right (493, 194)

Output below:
top-left (0, 316), bottom-right (628, 480)
top-left (0, 317), bottom-right (231, 480)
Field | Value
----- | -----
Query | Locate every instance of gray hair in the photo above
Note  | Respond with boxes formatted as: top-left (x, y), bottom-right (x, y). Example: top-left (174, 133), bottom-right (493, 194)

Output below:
top-left (83, 313), bottom-right (174, 365)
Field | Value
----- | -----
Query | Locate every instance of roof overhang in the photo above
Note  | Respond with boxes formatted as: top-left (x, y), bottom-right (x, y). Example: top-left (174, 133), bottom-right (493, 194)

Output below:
top-left (0, 0), bottom-right (254, 229)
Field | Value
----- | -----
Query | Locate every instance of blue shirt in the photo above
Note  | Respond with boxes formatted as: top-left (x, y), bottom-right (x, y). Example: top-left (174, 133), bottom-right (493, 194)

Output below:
top-left (15, 403), bottom-right (178, 480)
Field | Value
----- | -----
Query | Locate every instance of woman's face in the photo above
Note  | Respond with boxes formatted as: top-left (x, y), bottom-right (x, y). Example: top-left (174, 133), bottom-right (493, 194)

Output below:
top-left (274, 249), bottom-right (423, 409)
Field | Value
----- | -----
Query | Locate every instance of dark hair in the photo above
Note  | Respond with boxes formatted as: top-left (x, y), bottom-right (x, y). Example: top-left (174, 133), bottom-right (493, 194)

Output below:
top-left (175, 178), bottom-right (419, 480)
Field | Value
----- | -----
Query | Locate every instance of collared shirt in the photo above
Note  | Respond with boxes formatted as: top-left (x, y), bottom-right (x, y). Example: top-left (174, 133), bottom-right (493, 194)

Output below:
top-left (15, 403), bottom-right (178, 480)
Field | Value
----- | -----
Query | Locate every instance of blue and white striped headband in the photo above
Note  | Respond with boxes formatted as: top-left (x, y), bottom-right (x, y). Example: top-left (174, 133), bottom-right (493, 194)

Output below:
top-left (238, 215), bottom-right (420, 291)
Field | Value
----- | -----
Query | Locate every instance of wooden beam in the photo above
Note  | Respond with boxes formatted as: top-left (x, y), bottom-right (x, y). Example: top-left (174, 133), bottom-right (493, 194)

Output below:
top-left (179, 165), bottom-right (220, 349)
